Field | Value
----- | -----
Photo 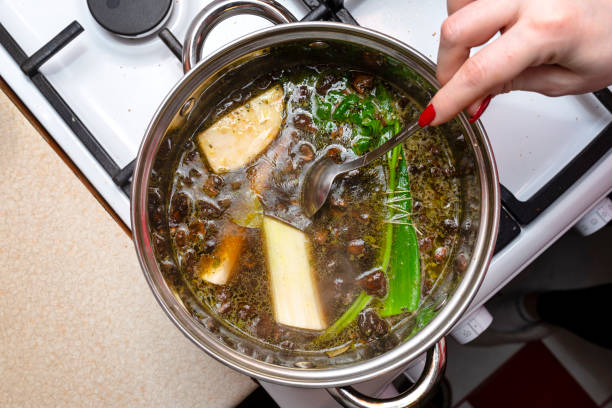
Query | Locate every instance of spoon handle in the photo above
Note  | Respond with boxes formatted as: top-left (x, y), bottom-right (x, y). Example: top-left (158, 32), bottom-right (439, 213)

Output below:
top-left (338, 121), bottom-right (422, 173)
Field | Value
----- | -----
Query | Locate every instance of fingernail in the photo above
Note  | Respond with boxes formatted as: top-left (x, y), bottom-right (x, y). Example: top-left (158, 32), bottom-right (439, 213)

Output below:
top-left (469, 95), bottom-right (492, 123)
top-left (418, 104), bottom-right (436, 127)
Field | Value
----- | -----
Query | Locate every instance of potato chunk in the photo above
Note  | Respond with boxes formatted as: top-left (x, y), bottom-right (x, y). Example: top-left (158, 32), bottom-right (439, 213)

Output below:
top-left (198, 85), bottom-right (284, 173)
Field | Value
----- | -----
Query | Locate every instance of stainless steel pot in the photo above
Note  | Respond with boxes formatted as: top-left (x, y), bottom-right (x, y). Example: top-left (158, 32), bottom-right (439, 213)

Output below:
top-left (131, 1), bottom-right (500, 406)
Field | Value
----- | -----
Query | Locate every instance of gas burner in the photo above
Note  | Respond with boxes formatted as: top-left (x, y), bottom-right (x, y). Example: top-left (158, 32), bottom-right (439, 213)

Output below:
top-left (87, 0), bottom-right (173, 38)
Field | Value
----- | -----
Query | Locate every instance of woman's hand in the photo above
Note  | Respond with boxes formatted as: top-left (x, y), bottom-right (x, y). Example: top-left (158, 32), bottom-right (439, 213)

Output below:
top-left (420, 0), bottom-right (612, 126)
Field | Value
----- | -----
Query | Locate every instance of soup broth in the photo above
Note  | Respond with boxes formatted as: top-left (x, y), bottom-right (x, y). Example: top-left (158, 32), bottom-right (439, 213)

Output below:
top-left (166, 66), bottom-right (460, 354)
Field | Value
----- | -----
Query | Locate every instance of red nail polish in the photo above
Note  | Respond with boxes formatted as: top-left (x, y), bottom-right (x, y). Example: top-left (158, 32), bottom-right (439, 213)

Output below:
top-left (469, 95), bottom-right (492, 123)
top-left (418, 104), bottom-right (436, 127)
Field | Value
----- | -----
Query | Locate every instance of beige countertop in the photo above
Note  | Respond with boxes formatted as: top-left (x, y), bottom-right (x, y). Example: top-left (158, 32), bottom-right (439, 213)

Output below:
top-left (0, 89), bottom-right (257, 407)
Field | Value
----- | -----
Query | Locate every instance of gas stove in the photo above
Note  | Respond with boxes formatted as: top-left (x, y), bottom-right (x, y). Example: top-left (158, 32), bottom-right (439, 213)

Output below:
top-left (1, 0), bottom-right (611, 406)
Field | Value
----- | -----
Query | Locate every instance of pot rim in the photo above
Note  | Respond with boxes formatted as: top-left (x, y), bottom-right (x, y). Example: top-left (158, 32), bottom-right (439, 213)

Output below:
top-left (131, 21), bottom-right (500, 388)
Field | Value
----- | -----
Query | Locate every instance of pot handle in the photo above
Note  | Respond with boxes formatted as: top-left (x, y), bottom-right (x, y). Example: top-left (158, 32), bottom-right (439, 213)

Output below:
top-left (327, 338), bottom-right (446, 408)
top-left (182, 0), bottom-right (298, 73)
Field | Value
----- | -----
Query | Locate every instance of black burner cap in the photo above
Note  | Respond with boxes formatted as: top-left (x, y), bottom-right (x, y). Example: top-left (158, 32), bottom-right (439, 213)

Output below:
top-left (87, 0), bottom-right (173, 38)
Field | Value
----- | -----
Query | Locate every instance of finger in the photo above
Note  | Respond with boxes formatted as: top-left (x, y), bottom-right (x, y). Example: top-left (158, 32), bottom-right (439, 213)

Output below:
top-left (437, 0), bottom-right (520, 85)
top-left (447, 0), bottom-right (473, 15)
top-left (429, 27), bottom-right (539, 125)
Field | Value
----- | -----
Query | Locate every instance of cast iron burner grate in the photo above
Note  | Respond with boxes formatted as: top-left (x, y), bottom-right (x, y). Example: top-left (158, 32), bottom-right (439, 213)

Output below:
top-left (0, 0), bottom-right (610, 252)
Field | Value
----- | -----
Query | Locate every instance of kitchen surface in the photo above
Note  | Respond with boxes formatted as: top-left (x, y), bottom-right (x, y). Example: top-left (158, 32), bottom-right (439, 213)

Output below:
top-left (1, 0), bottom-right (611, 407)
top-left (0, 90), bottom-right (257, 407)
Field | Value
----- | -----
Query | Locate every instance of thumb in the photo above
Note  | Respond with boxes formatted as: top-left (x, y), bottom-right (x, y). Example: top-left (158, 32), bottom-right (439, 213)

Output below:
top-left (463, 65), bottom-right (585, 115)
top-left (511, 65), bottom-right (586, 97)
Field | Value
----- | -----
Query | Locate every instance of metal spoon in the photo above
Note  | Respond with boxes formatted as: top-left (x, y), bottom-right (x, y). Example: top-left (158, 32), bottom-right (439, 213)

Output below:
top-left (301, 121), bottom-right (422, 217)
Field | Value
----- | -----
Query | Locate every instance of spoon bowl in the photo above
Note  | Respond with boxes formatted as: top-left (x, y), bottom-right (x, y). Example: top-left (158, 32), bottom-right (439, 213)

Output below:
top-left (301, 156), bottom-right (343, 218)
top-left (301, 121), bottom-right (422, 217)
